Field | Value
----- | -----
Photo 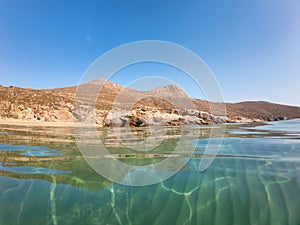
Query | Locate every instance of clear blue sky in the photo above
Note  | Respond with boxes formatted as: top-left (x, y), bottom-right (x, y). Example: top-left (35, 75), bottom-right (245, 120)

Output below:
top-left (0, 0), bottom-right (299, 106)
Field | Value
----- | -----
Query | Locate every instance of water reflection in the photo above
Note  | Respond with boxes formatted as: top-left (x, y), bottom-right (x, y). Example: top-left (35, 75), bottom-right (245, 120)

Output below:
top-left (0, 121), bottom-right (299, 225)
top-left (0, 125), bottom-right (204, 189)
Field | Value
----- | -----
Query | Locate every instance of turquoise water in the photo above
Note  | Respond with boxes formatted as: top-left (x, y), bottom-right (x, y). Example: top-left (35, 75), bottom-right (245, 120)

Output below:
top-left (0, 121), bottom-right (300, 225)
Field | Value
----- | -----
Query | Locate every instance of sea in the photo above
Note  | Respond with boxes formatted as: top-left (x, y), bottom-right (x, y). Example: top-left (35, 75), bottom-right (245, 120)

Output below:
top-left (0, 119), bottom-right (299, 225)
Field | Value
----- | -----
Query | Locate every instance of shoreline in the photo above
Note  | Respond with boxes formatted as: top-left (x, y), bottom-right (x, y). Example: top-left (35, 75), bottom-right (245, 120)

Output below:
top-left (0, 119), bottom-right (76, 127)
top-left (0, 118), bottom-right (297, 128)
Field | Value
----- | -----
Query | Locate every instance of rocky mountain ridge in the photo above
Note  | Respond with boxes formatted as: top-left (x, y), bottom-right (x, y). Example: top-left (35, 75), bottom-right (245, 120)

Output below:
top-left (1, 79), bottom-right (300, 127)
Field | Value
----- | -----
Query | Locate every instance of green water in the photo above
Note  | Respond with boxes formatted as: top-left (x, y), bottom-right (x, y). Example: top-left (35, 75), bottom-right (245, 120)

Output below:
top-left (0, 120), bottom-right (300, 225)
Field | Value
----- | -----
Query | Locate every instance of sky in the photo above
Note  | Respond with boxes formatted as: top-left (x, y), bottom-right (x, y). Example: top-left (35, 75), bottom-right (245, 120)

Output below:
top-left (0, 0), bottom-right (300, 106)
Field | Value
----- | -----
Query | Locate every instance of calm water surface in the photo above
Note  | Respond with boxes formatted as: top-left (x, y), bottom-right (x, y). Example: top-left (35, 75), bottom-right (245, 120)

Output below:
top-left (0, 120), bottom-right (299, 225)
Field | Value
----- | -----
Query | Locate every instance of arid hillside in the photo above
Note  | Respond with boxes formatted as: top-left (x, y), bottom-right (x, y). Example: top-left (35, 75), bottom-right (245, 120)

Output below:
top-left (1, 78), bottom-right (300, 126)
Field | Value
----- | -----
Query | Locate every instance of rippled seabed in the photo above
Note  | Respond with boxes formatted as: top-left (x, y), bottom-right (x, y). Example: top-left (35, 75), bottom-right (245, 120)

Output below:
top-left (0, 120), bottom-right (300, 225)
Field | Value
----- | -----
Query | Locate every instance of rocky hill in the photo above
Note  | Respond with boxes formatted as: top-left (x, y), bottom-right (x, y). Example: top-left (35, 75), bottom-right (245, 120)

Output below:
top-left (1, 79), bottom-right (300, 126)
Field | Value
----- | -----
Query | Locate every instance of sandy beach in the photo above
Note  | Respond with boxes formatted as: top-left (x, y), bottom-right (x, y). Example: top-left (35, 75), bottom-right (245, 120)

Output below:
top-left (0, 118), bottom-right (77, 127)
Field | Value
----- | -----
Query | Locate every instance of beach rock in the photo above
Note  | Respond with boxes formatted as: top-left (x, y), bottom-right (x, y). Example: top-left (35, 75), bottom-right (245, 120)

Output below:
top-left (101, 108), bottom-right (227, 127)
top-left (104, 111), bottom-right (130, 127)
top-left (274, 116), bottom-right (287, 121)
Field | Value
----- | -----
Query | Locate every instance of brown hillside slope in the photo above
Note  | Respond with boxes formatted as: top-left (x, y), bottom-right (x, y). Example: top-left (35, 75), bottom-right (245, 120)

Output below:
top-left (0, 79), bottom-right (300, 124)
top-left (226, 101), bottom-right (300, 121)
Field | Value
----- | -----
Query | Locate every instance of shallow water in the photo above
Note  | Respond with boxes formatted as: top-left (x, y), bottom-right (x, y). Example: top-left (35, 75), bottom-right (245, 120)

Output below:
top-left (0, 121), bottom-right (299, 225)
